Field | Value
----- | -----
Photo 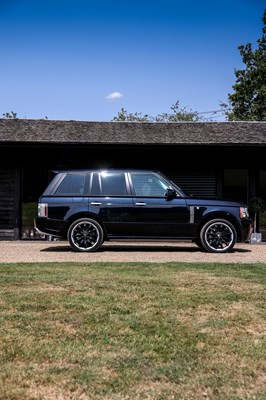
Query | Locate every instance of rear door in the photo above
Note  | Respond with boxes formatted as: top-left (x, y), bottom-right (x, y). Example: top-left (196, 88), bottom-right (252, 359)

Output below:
top-left (89, 172), bottom-right (135, 236)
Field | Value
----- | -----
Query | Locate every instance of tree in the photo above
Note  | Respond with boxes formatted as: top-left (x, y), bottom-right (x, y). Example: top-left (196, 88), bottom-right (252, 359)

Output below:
top-left (112, 101), bottom-right (203, 122)
top-left (248, 197), bottom-right (266, 233)
top-left (2, 112), bottom-right (49, 120)
top-left (223, 9), bottom-right (266, 121)
top-left (2, 111), bottom-right (17, 119)
top-left (112, 108), bottom-right (151, 122)
top-left (154, 101), bottom-right (202, 122)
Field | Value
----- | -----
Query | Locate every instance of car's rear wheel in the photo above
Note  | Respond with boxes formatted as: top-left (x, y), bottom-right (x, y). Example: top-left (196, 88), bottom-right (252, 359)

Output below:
top-left (67, 218), bottom-right (104, 252)
top-left (200, 219), bottom-right (237, 253)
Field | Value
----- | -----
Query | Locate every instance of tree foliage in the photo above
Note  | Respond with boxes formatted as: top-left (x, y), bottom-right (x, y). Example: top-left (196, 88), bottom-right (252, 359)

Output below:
top-left (248, 197), bottom-right (266, 233)
top-left (112, 101), bottom-right (203, 122)
top-left (112, 108), bottom-right (151, 122)
top-left (2, 112), bottom-right (49, 120)
top-left (2, 111), bottom-right (17, 119)
top-left (154, 101), bottom-right (202, 122)
top-left (223, 9), bottom-right (266, 121)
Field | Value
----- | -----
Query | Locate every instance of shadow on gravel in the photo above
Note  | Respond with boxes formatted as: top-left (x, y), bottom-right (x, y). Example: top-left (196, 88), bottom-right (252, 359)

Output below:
top-left (41, 243), bottom-right (252, 254)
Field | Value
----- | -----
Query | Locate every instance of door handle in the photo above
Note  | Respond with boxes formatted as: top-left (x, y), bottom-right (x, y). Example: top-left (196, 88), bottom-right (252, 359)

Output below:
top-left (135, 202), bottom-right (147, 206)
top-left (90, 202), bottom-right (102, 206)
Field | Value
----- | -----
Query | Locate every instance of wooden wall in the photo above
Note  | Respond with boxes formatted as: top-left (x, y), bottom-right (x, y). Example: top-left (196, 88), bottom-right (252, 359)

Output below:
top-left (0, 168), bottom-right (20, 240)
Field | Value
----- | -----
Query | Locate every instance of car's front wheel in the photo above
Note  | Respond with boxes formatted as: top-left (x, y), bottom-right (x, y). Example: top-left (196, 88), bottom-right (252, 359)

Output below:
top-left (193, 238), bottom-right (206, 251)
top-left (67, 218), bottom-right (104, 252)
top-left (200, 219), bottom-right (237, 253)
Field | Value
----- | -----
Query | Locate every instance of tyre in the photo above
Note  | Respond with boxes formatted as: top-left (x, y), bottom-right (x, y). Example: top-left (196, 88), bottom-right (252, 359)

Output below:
top-left (200, 219), bottom-right (237, 253)
top-left (67, 218), bottom-right (104, 252)
top-left (193, 238), bottom-right (206, 251)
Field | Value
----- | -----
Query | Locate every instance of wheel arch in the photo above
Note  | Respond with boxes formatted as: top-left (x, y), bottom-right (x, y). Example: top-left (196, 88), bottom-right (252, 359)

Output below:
top-left (65, 212), bottom-right (107, 238)
top-left (196, 211), bottom-right (242, 241)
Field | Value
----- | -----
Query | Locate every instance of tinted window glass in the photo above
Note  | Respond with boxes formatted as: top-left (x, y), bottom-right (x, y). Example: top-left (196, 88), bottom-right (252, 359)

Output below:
top-left (100, 172), bottom-right (127, 196)
top-left (131, 173), bottom-right (168, 197)
top-left (54, 173), bottom-right (87, 195)
top-left (91, 172), bottom-right (101, 196)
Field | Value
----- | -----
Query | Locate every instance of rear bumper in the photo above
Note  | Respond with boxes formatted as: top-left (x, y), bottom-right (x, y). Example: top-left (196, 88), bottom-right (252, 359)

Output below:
top-left (34, 217), bottom-right (67, 238)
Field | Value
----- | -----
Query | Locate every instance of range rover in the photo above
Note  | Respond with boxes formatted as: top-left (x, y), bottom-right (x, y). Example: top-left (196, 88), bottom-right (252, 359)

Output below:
top-left (34, 169), bottom-right (252, 253)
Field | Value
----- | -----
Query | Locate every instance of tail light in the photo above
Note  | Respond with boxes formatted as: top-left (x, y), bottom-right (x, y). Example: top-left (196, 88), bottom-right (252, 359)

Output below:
top-left (38, 203), bottom-right (48, 217)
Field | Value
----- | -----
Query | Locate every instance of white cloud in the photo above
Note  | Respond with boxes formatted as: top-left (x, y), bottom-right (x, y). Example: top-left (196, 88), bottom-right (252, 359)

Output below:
top-left (105, 91), bottom-right (123, 101)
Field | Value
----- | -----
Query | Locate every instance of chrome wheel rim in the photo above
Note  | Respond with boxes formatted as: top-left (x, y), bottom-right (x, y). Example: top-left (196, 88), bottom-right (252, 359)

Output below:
top-left (71, 221), bottom-right (100, 250)
top-left (205, 222), bottom-right (234, 251)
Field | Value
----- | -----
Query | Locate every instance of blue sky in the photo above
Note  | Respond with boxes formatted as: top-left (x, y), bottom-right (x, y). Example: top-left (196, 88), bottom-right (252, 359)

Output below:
top-left (0, 0), bottom-right (265, 121)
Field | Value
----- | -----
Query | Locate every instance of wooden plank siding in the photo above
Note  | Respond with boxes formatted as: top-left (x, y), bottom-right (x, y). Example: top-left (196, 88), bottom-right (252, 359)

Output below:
top-left (0, 169), bottom-right (15, 239)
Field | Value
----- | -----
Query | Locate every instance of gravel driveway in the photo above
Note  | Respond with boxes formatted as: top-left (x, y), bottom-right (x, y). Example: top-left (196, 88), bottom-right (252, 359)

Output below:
top-left (0, 240), bottom-right (265, 264)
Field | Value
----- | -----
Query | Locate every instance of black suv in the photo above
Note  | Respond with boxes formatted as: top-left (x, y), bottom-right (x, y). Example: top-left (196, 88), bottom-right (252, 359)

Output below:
top-left (34, 169), bottom-right (252, 253)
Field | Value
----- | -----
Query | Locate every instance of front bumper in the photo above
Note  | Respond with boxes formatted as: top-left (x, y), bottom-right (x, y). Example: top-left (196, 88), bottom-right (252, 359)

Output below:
top-left (240, 218), bottom-right (253, 242)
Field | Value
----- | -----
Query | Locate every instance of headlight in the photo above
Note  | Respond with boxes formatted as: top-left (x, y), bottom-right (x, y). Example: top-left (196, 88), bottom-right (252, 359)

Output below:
top-left (240, 207), bottom-right (249, 219)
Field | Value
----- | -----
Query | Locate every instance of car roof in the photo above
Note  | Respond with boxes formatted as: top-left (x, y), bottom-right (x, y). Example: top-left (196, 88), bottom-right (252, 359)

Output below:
top-left (53, 169), bottom-right (162, 174)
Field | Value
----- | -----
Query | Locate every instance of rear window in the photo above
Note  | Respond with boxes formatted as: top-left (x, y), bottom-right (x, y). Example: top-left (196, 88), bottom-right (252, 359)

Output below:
top-left (54, 173), bottom-right (90, 195)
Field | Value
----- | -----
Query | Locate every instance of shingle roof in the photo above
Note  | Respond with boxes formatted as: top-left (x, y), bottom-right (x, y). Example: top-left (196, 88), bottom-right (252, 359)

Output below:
top-left (0, 119), bottom-right (266, 145)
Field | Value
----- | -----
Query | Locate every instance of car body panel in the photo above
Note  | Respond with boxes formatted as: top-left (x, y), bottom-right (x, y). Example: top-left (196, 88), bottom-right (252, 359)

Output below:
top-left (34, 169), bottom-right (252, 252)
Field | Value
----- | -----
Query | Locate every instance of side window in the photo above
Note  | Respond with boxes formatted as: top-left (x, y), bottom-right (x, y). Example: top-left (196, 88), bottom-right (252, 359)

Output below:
top-left (99, 172), bottom-right (127, 196)
top-left (54, 173), bottom-right (89, 195)
top-left (131, 173), bottom-right (169, 197)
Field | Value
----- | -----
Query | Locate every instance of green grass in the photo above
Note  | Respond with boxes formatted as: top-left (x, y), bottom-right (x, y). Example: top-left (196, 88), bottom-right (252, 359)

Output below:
top-left (0, 262), bottom-right (265, 400)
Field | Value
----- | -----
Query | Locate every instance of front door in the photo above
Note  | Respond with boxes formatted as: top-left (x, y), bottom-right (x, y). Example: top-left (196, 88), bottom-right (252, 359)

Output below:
top-left (129, 172), bottom-right (190, 237)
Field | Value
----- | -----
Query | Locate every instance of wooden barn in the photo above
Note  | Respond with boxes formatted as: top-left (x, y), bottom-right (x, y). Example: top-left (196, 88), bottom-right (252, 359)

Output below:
top-left (0, 118), bottom-right (265, 240)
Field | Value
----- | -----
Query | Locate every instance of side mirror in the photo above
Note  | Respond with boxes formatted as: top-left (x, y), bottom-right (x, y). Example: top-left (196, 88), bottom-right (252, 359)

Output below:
top-left (165, 188), bottom-right (176, 199)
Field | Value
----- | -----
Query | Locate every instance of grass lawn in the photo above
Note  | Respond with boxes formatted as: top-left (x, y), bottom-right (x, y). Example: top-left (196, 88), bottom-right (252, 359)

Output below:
top-left (0, 262), bottom-right (265, 400)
